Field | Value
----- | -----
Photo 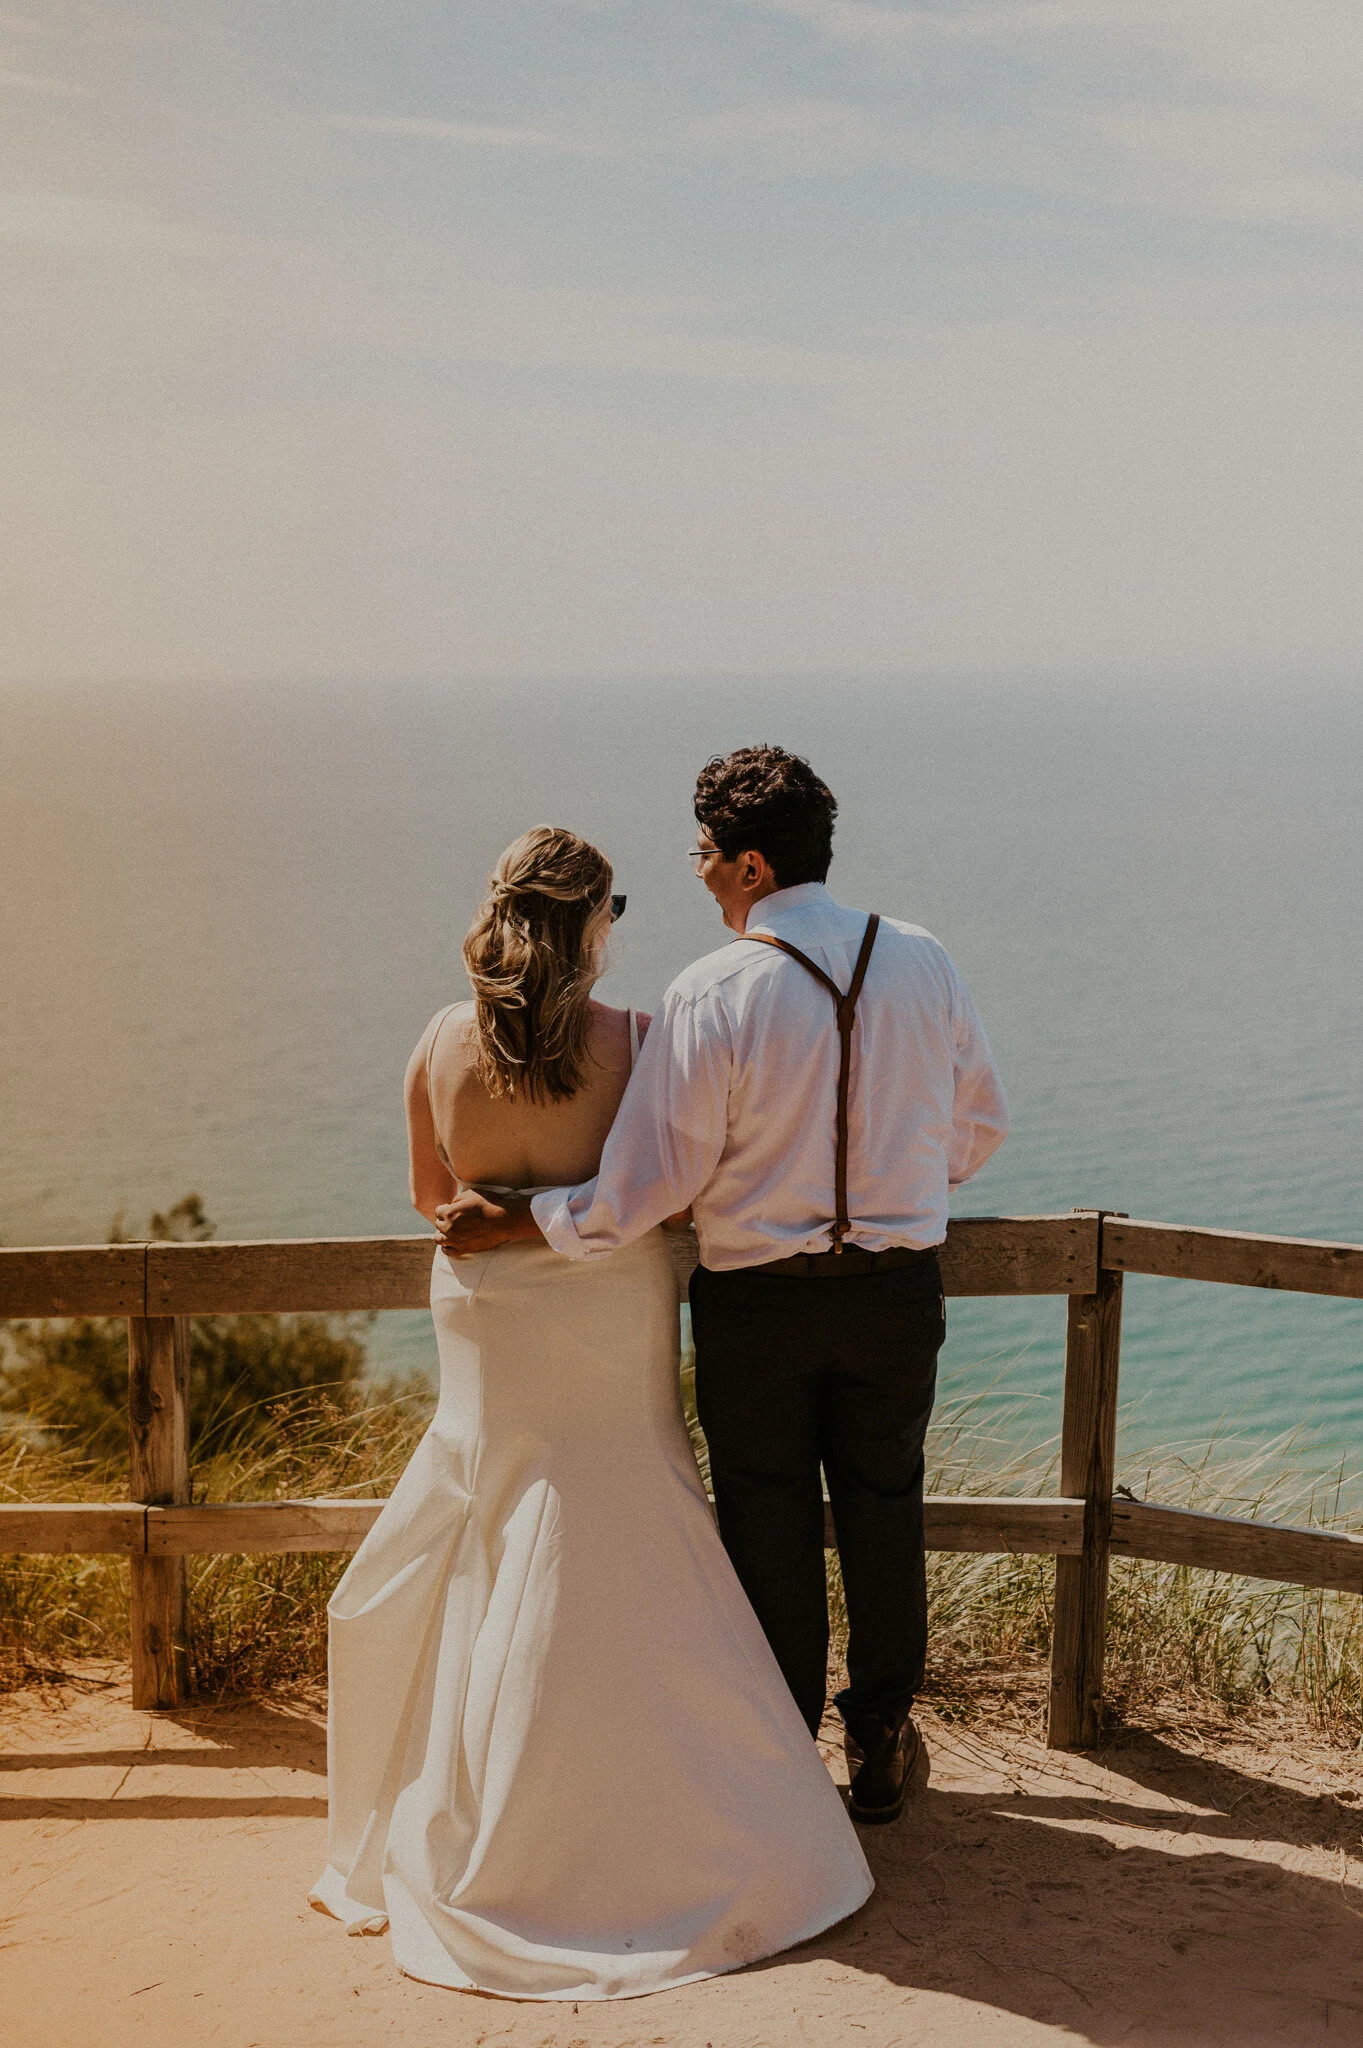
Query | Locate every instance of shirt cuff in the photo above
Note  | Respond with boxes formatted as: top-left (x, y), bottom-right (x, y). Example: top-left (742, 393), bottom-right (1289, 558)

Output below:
top-left (530, 1186), bottom-right (591, 1259)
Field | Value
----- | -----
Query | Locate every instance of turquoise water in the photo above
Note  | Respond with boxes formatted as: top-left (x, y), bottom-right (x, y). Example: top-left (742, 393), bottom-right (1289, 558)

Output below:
top-left (2, 677), bottom-right (1360, 1462)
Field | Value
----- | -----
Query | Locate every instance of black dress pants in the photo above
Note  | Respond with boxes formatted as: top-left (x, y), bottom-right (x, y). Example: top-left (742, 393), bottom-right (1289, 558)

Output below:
top-left (690, 1256), bottom-right (943, 1737)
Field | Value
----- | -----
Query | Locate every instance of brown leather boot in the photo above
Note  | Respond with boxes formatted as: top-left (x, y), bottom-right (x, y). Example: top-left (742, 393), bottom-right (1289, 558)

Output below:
top-left (843, 1712), bottom-right (930, 1824)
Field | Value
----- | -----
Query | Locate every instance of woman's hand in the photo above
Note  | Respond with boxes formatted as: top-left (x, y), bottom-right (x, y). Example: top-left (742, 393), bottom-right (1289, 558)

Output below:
top-left (435, 1191), bottom-right (543, 1256)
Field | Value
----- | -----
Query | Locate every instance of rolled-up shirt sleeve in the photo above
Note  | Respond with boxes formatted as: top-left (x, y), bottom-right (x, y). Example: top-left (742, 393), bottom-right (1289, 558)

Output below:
top-left (531, 987), bottom-right (732, 1259)
top-left (945, 973), bottom-right (1009, 1189)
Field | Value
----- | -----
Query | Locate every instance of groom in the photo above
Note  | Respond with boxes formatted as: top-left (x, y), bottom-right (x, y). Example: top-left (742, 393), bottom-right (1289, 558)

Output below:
top-left (437, 745), bottom-right (1008, 1824)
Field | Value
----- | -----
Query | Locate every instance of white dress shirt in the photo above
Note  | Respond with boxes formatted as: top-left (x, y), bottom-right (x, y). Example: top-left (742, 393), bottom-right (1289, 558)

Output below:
top-left (532, 882), bottom-right (1009, 1273)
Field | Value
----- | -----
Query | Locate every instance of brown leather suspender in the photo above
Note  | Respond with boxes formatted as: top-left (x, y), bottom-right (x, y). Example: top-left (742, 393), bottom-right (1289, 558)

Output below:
top-left (744, 912), bottom-right (880, 1252)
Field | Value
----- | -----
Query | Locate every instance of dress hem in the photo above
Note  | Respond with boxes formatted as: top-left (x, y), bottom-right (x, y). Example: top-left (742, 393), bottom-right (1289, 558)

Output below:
top-left (310, 1865), bottom-right (875, 2002)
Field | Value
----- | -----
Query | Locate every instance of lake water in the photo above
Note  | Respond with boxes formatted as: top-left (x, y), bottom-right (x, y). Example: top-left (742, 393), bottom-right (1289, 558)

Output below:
top-left (3, 677), bottom-right (1360, 1470)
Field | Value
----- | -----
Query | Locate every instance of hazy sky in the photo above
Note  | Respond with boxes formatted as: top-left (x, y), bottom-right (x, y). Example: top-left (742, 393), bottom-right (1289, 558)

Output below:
top-left (4, 2), bottom-right (1362, 681)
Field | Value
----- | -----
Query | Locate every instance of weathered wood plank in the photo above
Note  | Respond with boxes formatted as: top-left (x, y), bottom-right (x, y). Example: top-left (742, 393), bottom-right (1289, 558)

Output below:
top-left (6, 1494), bottom-right (1082, 1559)
top-left (1112, 1498), bottom-right (1363, 1593)
top-left (16, 1492), bottom-right (1354, 1593)
top-left (3, 1214), bottom-right (1096, 1316)
top-left (143, 1218), bottom-right (1097, 1311)
top-left (147, 1237), bottom-right (438, 1314)
top-left (926, 1495), bottom-right (1085, 1555)
top-left (1049, 1245), bottom-right (1124, 1751)
top-left (128, 1317), bottom-right (190, 1709)
top-left (1102, 1217), bottom-right (1363, 1298)
top-left (0, 1503), bottom-right (146, 1553)
top-left (128, 1316), bottom-right (189, 1508)
top-left (146, 1499), bottom-right (386, 1554)
top-left (11, 1214), bottom-right (1363, 1316)
top-left (825, 1496), bottom-right (1081, 1554)
top-left (940, 1214), bottom-right (1100, 1296)
top-left (669, 1215), bottom-right (1098, 1300)
top-left (0, 1245), bottom-right (145, 1319)
top-left (125, 1493), bottom-right (1091, 1559)
top-left (665, 1224), bottom-right (700, 1299)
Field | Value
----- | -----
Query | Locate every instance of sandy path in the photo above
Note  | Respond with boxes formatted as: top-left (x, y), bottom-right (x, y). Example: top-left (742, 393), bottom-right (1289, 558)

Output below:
top-left (2, 1674), bottom-right (1360, 2048)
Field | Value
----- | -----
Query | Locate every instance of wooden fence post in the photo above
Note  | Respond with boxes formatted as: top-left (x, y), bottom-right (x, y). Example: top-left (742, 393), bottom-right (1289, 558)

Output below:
top-left (1048, 1212), bottom-right (1124, 1749)
top-left (128, 1315), bottom-right (191, 1708)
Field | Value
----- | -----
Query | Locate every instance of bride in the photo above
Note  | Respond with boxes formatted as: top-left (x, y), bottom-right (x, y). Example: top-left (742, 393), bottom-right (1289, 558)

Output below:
top-left (310, 826), bottom-right (871, 2001)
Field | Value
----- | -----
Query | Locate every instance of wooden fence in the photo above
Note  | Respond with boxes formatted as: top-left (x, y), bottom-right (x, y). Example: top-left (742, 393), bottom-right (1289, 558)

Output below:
top-left (3, 1211), bottom-right (1361, 1745)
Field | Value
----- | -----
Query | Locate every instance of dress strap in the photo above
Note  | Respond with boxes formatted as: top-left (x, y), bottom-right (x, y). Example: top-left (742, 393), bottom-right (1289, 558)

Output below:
top-left (627, 1007), bottom-right (640, 1072)
top-left (425, 1003), bottom-right (463, 1088)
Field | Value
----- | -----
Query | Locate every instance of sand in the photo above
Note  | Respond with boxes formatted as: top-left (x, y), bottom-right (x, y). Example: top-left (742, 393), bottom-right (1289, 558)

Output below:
top-left (2, 1670), bottom-right (1360, 2048)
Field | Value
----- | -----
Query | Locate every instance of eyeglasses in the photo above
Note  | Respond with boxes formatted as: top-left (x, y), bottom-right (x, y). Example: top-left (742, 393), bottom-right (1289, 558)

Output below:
top-left (686, 846), bottom-right (715, 870)
top-left (610, 894), bottom-right (626, 921)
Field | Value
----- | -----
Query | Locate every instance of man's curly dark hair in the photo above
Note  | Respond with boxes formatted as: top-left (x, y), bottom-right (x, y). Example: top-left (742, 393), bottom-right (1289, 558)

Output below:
top-left (693, 745), bottom-right (837, 887)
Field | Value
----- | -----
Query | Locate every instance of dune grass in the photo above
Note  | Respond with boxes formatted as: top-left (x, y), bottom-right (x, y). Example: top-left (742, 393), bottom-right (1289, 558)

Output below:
top-left (0, 1255), bottom-right (421, 1696)
top-left (0, 1428), bottom-right (133, 1683)
top-left (912, 1374), bottom-right (1362, 1743)
top-left (3, 1349), bottom-right (1359, 1744)
top-left (0, 1379), bottom-right (432, 1697)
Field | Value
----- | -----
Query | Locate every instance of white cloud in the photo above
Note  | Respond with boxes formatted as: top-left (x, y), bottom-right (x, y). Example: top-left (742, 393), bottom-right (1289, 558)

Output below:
top-left (335, 7), bottom-right (1363, 235)
top-left (331, 113), bottom-right (608, 156)
top-left (746, 0), bottom-right (934, 42)
top-left (680, 97), bottom-right (929, 174)
top-left (1093, 102), bottom-right (1363, 229)
top-left (337, 95), bottom-right (946, 184)
top-left (0, 65), bottom-right (87, 96)
top-left (669, 88), bottom-right (1363, 233)
top-left (745, 1), bottom-right (1136, 49)
top-left (749, 0), bottom-right (1363, 85)
top-left (337, 97), bottom-right (921, 179)
top-left (744, 1), bottom-right (1363, 228)
top-left (0, 191), bottom-right (172, 246)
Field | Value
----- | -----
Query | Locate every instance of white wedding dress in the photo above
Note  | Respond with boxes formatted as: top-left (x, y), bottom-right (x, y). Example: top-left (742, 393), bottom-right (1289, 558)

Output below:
top-left (310, 1013), bottom-right (872, 2000)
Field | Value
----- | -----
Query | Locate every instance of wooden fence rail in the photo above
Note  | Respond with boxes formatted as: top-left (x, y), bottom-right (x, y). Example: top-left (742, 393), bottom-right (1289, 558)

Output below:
top-left (0, 1495), bottom-right (1091, 1560)
top-left (2, 1211), bottom-right (1360, 1739)
top-left (0, 1212), bottom-right (1102, 1317)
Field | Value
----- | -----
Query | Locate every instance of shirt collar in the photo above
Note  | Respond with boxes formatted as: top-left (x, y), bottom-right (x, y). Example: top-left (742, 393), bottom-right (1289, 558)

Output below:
top-left (744, 881), bottom-right (833, 937)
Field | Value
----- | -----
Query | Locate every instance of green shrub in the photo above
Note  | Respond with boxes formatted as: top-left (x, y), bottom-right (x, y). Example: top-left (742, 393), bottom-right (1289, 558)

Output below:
top-left (0, 1196), bottom-right (369, 1460)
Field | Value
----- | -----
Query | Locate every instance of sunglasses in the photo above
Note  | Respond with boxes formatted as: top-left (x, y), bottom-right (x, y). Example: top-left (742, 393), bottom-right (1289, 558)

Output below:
top-left (610, 894), bottom-right (627, 922)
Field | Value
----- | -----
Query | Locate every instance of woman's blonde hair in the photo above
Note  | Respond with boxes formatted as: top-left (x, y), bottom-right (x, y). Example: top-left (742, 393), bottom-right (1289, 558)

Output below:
top-left (462, 826), bottom-right (613, 1103)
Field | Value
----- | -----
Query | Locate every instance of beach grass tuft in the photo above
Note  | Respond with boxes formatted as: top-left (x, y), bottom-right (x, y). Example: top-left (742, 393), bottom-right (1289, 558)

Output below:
top-left (0, 1375), bottom-right (432, 1697)
top-left (912, 1373), bottom-right (1362, 1745)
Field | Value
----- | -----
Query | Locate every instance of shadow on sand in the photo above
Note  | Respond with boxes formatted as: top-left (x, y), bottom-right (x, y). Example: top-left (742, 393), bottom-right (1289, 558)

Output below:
top-left (772, 1727), bottom-right (1363, 2044)
top-left (0, 1698), bottom-right (328, 1823)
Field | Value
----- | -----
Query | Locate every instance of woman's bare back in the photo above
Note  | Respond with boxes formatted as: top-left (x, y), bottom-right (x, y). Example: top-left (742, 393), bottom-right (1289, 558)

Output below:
top-left (406, 1000), bottom-right (647, 1220)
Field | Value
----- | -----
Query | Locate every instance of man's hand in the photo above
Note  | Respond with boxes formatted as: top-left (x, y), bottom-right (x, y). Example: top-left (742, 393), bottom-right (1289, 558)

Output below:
top-left (435, 1190), bottom-right (542, 1256)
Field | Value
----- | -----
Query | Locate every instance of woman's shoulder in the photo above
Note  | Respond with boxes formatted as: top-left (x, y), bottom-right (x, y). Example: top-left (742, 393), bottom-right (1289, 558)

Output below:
top-left (430, 997), bottom-right (476, 1030)
top-left (411, 1001), bottom-right (475, 1069)
top-left (587, 1000), bottom-right (654, 1034)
